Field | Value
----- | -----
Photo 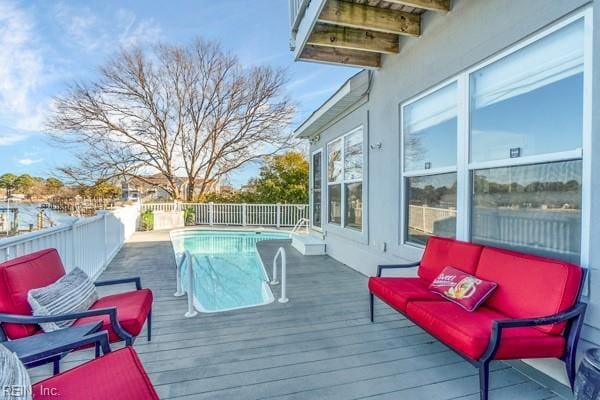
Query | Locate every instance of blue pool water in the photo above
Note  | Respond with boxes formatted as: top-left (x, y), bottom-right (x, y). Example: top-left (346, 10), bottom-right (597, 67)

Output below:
top-left (170, 230), bottom-right (289, 312)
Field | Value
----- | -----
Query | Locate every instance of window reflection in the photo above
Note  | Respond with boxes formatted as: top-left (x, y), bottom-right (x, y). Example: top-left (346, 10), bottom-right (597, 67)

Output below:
top-left (472, 160), bottom-right (582, 263)
top-left (345, 183), bottom-right (362, 230)
top-left (406, 173), bottom-right (457, 245)
top-left (328, 185), bottom-right (341, 225)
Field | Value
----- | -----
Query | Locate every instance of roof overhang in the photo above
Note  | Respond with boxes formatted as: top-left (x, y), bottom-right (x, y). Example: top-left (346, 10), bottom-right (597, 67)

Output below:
top-left (294, 70), bottom-right (371, 139)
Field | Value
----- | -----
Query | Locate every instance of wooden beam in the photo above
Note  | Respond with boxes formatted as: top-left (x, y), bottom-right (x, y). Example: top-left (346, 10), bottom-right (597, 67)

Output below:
top-left (301, 45), bottom-right (381, 68)
top-left (384, 0), bottom-right (450, 12)
top-left (307, 23), bottom-right (399, 54)
top-left (318, 0), bottom-right (421, 36)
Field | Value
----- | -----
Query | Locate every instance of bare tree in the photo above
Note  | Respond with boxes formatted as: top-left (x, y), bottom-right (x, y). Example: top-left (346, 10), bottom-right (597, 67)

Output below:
top-left (49, 39), bottom-right (295, 200)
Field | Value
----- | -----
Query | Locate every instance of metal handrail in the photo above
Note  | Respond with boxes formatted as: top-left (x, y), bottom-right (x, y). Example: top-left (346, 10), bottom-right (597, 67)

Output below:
top-left (270, 247), bottom-right (289, 303)
top-left (289, 217), bottom-right (309, 237)
top-left (174, 250), bottom-right (198, 317)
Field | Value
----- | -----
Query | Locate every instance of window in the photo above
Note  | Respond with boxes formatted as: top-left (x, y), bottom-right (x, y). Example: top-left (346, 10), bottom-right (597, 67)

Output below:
top-left (406, 173), bottom-right (457, 245)
top-left (468, 19), bottom-right (584, 262)
top-left (327, 128), bottom-right (364, 230)
top-left (400, 15), bottom-right (588, 264)
top-left (312, 151), bottom-right (322, 229)
top-left (472, 160), bottom-right (582, 263)
top-left (402, 82), bottom-right (458, 244)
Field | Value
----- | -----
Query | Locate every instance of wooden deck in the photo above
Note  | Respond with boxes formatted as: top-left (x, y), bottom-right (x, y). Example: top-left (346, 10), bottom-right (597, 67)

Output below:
top-left (31, 230), bottom-right (565, 399)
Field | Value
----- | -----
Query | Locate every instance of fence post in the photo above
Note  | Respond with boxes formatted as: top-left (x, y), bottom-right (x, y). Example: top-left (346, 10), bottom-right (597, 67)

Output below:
top-left (242, 204), bottom-right (247, 226)
top-left (209, 202), bottom-right (214, 226)
top-left (276, 204), bottom-right (281, 228)
top-left (102, 212), bottom-right (108, 267)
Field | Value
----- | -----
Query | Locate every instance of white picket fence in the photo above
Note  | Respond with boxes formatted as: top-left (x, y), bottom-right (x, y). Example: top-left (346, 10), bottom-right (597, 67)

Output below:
top-left (0, 203), bottom-right (140, 280)
top-left (142, 203), bottom-right (309, 228)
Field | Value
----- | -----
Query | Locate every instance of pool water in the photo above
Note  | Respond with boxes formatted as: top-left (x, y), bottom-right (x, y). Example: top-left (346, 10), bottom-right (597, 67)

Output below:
top-left (170, 230), bottom-right (289, 312)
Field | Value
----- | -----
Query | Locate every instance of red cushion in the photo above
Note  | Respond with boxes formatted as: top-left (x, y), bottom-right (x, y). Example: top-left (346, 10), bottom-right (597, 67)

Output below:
top-left (429, 266), bottom-right (497, 312)
top-left (418, 237), bottom-right (484, 282)
top-left (74, 289), bottom-right (153, 342)
top-left (33, 347), bottom-right (158, 400)
top-left (368, 277), bottom-right (439, 312)
top-left (0, 249), bottom-right (66, 339)
top-left (407, 301), bottom-right (566, 360)
top-left (475, 247), bottom-right (583, 335)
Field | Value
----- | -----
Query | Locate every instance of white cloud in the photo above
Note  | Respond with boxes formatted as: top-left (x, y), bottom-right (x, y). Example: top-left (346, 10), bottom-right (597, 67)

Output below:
top-left (53, 3), bottom-right (162, 53)
top-left (0, 1), bottom-right (46, 132)
top-left (0, 132), bottom-right (29, 146)
top-left (18, 157), bottom-right (44, 166)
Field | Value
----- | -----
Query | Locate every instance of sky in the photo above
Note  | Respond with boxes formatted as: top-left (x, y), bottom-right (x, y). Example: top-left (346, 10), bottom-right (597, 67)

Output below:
top-left (0, 0), bottom-right (357, 187)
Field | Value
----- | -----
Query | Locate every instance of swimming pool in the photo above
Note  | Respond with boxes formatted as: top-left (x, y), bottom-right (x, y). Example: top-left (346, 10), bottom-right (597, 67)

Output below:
top-left (170, 229), bottom-right (289, 313)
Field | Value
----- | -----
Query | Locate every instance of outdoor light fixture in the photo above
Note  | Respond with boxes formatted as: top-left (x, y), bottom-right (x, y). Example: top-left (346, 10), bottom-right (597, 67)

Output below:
top-left (370, 142), bottom-right (382, 150)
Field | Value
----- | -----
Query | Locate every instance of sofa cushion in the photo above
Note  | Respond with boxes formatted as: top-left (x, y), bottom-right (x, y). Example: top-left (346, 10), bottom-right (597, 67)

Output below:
top-left (407, 301), bottom-right (566, 360)
top-left (0, 249), bottom-right (66, 339)
top-left (73, 289), bottom-right (153, 342)
top-left (429, 266), bottom-right (497, 312)
top-left (475, 247), bottom-right (583, 335)
top-left (28, 268), bottom-right (99, 332)
top-left (32, 347), bottom-right (159, 400)
top-left (418, 237), bottom-right (484, 283)
top-left (369, 277), bottom-right (439, 312)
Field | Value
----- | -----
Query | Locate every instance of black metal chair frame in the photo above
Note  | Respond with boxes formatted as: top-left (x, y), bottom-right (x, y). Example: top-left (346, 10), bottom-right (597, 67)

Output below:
top-left (0, 276), bottom-right (152, 348)
top-left (370, 262), bottom-right (587, 400)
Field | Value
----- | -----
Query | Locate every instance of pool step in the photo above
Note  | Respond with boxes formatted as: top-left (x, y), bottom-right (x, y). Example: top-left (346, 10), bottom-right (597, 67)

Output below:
top-left (291, 232), bottom-right (326, 255)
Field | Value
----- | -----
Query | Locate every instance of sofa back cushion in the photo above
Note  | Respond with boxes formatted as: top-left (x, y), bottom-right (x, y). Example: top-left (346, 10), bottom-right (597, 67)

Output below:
top-left (0, 249), bottom-right (66, 339)
top-left (418, 237), bottom-right (484, 283)
top-left (475, 247), bottom-right (583, 335)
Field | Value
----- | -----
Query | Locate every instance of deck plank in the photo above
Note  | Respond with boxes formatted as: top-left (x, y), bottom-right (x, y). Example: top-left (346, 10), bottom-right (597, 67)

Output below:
top-left (29, 231), bottom-right (567, 399)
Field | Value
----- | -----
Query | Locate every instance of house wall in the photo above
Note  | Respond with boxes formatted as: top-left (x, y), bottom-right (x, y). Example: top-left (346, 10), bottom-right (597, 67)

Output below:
top-left (308, 0), bottom-right (598, 386)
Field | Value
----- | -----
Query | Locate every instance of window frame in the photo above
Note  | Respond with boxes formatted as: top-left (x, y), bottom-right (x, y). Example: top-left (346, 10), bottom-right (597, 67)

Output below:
top-left (399, 8), bottom-right (592, 271)
top-left (310, 148), bottom-right (323, 232)
top-left (326, 126), bottom-right (365, 231)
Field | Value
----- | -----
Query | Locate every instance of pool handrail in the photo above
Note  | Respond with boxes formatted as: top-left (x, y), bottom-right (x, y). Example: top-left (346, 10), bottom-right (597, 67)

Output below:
top-left (270, 246), bottom-right (289, 303)
top-left (174, 250), bottom-right (198, 317)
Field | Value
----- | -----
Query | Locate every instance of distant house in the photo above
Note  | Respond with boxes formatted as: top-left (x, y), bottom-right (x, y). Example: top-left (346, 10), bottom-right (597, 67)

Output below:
top-left (289, 0), bottom-right (597, 389)
top-left (120, 174), bottom-right (221, 201)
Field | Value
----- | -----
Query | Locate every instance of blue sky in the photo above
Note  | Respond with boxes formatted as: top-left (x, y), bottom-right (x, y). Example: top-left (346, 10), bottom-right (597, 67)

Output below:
top-left (0, 0), bottom-right (357, 187)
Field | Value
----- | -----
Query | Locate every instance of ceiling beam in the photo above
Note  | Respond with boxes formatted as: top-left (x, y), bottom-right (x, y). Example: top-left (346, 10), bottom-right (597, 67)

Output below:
top-left (384, 0), bottom-right (450, 12)
top-left (300, 44), bottom-right (381, 68)
top-left (318, 0), bottom-right (421, 36)
top-left (307, 23), bottom-right (399, 54)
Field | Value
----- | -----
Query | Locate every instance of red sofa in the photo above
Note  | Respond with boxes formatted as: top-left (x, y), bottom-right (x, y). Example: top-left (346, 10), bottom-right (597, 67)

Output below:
top-left (369, 237), bottom-right (587, 400)
top-left (0, 248), bottom-right (153, 348)
top-left (32, 346), bottom-right (159, 399)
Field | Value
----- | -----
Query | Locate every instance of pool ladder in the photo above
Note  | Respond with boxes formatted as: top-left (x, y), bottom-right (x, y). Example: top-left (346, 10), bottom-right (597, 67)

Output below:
top-left (174, 250), bottom-right (198, 318)
top-left (270, 247), bottom-right (289, 303)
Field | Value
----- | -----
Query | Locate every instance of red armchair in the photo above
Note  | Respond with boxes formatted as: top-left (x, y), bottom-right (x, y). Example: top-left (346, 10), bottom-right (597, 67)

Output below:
top-left (369, 237), bottom-right (587, 400)
top-left (0, 248), bottom-right (153, 347)
top-left (30, 333), bottom-right (158, 400)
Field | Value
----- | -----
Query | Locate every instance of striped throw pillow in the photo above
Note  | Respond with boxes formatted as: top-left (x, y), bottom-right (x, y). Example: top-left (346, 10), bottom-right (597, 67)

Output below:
top-left (28, 267), bottom-right (99, 332)
top-left (0, 344), bottom-right (32, 400)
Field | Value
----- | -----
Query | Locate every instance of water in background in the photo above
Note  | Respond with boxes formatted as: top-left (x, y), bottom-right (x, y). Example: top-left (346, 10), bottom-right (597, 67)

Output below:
top-left (2, 202), bottom-right (73, 231)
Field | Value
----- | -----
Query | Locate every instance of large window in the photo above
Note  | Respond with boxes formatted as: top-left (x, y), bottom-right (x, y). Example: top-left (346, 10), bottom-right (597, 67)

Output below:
top-left (468, 18), bottom-right (584, 262)
top-left (401, 15), bottom-right (588, 264)
top-left (311, 151), bottom-right (322, 229)
top-left (402, 82), bottom-right (458, 244)
top-left (327, 128), bottom-right (364, 230)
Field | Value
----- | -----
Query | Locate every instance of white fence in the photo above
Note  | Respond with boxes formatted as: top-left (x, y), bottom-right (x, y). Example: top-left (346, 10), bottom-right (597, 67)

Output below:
top-left (409, 205), bottom-right (457, 234)
top-left (142, 203), bottom-right (309, 228)
top-left (0, 203), bottom-right (140, 280)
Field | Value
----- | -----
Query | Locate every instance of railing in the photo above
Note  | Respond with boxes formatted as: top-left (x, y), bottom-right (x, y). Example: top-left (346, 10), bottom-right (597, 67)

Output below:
top-left (270, 246), bottom-right (289, 303)
top-left (289, 217), bottom-right (310, 237)
top-left (174, 250), bottom-right (198, 318)
top-left (409, 205), bottom-right (457, 234)
top-left (288, 0), bottom-right (310, 49)
top-left (142, 203), bottom-right (309, 228)
top-left (0, 203), bottom-right (140, 280)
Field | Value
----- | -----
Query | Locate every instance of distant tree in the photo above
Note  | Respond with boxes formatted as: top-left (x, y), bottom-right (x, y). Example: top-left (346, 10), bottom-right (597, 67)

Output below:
top-left (45, 177), bottom-right (64, 196)
top-left (0, 173), bottom-right (18, 199)
top-left (15, 174), bottom-right (36, 198)
top-left (244, 151), bottom-right (308, 203)
top-left (49, 38), bottom-right (295, 201)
